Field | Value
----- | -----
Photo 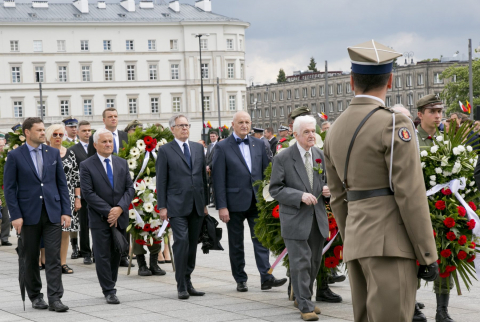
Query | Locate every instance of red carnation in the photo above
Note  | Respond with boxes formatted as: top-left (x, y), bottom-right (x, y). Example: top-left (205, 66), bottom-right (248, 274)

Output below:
top-left (324, 256), bottom-right (339, 268)
top-left (133, 199), bottom-right (143, 207)
top-left (467, 255), bottom-right (476, 263)
top-left (153, 240), bottom-right (162, 244)
top-left (458, 235), bottom-right (467, 246)
top-left (334, 246), bottom-right (343, 260)
top-left (440, 249), bottom-right (452, 258)
top-left (167, 223), bottom-right (171, 228)
top-left (315, 158), bottom-right (322, 164)
top-left (467, 219), bottom-right (476, 230)
top-left (129, 203), bottom-right (134, 210)
top-left (143, 224), bottom-right (151, 232)
top-left (457, 206), bottom-right (467, 217)
top-left (441, 188), bottom-right (452, 195)
top-left (457, 250), bottom-right (468, 260)
top-left (443, 217), bottom-right (455, 228)
top-left (468, 201), bottom-right (477, 211)
top-left (439, 271), bottom-right (450, 278)
top-left (446, 265), bottom-right (456, 273)
top-left (135, 239), bottom-right (147, 245)
top-left (446, 232), bottom-right (456, 241)
top-left (469, 242), bottom-right (476, 249)
top-left (272, 205), bottom-right (280, 219)
top-left (328, 217), bottom-right (337, 230)
top-left (154, 205), bottom-right (161, 213)
top-left (143, 136), bottom-right (153, 145)
top-left (435, 200), bottom-right (446, 210)
top-left (433, 230), bottom-right (437, 238)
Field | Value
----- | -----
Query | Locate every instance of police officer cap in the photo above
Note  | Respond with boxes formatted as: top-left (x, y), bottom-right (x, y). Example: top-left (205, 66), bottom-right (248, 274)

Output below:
top-left (348, 40), bottom-right (402, 75)
top-left (291, 106), bottom-right (311, 119)
top-left (11, 123), bottom-right (21, 132)
top-left (0, 133), bottom-right (5, 140)
top-left (124, 120), bottom-right (143, 132)
top-left (62, 116), bottom-right (78, 127)
top-left (417, 94), bottom-right (443, 109)
top-left (279, 125), bottom-right (289, 132)
top-left (252, 127), bottom-right (264, 133)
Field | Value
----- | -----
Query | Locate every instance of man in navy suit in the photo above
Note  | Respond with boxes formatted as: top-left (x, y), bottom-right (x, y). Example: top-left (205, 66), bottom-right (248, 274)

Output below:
top-left (80, 129), bottom-right (134, 304)
top-left (212, 111), bottom-right (287, 292)
top-left (4, 117), bottom-right (71, 312)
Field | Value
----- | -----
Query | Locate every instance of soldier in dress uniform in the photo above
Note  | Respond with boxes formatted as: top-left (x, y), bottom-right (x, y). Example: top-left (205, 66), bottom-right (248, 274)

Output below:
top-left (251, 127), bottom-right (273, 162)
top-left (62, 116), bottom-right (79, 144)
top-left (124, 120), bottom-right (143, 135)
top-left (324, 40), bottom-right (438, 322)
top-left (278, 125), bottom-right (289, 139)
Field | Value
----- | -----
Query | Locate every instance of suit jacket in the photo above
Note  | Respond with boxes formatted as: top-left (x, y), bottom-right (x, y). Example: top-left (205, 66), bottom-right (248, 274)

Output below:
top-left (4, 144), bottom-right (71, 225)
top-left (156, 140), bottom-right (208, 217)
top-left (206, 142), bottom-right (217, 168)
top-left (261, 137), bottom-right (273, 161)
top-left (69, 142), bottom-right (89, 165)
top-left (269, 143), bottom-right (328, 240)
top-left (79, 154), bottom-right (134, 229)
top-left (324, 96), bottom-right (437, 265)
top-left (212, 134), bottom-right (270, 212)
top-left (88, 130), bottom-right (128, 157)
top-left (269, 137), bottom-right (278, 156)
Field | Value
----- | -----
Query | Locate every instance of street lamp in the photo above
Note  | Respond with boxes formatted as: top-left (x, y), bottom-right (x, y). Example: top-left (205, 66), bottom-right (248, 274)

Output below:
top-left (195, 33), bottom-right (210, 142)
top-left (403, 51), bottom-right (414, 65)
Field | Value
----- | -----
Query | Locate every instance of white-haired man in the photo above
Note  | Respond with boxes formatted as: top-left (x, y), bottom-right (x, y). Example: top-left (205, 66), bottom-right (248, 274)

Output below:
top-left (80, 129), bottom-right (134, 304)
top-left (269, 115), bottom-right (330, 321)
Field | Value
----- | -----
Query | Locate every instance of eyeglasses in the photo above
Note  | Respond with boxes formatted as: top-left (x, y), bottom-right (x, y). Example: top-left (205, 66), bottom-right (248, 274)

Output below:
top-left (52, 133), bottom-right (64, 138)
top-left (173, 124), bottom-right (191, 129)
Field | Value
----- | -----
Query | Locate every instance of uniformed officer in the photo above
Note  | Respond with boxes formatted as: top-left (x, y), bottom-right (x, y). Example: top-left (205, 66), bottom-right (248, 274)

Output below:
top-left (251, 127), bottom-right (273, 161)
top-left (278, 125), bottom-right (289, 139)
top-left (62, 116), bottom-right (79, 143)
top-left (124, 120), bottom-right (143, 134)
top-left (324, 40), bottom-right (438, 322)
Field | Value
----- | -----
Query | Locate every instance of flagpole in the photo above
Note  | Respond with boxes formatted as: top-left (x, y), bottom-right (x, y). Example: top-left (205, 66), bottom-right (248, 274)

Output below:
top-left (469, 39), bottom-right (474, 120)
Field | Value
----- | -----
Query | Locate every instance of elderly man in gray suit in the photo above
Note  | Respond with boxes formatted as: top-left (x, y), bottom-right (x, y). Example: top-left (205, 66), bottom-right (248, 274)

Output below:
top-left (269, 115), bottom-right (330, 322)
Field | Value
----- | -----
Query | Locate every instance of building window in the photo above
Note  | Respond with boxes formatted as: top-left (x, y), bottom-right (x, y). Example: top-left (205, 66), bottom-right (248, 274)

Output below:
top-left (149, 64), bottom-right (158, 80)
top-left (320, 85), bottom-right (325, 96)
top-left (264, 92), bottom-right (268, 102)
top-left (251, 110), bottom-right (255, 119)
top-left (452, 75), bottom-right (457, 82)
top-left (337, 84), bottom-right (343, 94)
top-left (83, 99), bottom-right (92, 115)
top-left (126, 40), bottom-right (134, 51)
top-left (80, 40), bottom-right (89, 51)
top-left (434, 72), bottom-right (443, 84)
top-left (33, 40), bottom-right (43, 52)
top-left (82, 66), bottom-right (91, 82)
top-left (250, 94), bottom-right (254, 104)
top-left (151, 97), bottom-right (159, 113)
top-left (103, 40), bottom-right (111, 51)
top-left (386, 96), bottom-right (392, 107)
top-left (227, 63), bottom-right (235, 79)
top-left (106, 98), bottom-right (115, 108)
top-left (311, 87), bottom-right (316, 97)
top-left (346, 99), bottom-right (351, 106)
top-left (226, 39), bottom-right (234, 50)
top-left (33, 66), bottom-right (44, 83)
top-left (407, 93), bottom-right (413, 106)
top-left (172, 97), bottom-right (181, 112)
top-left (60, 100), bottom-right (69, 116)
top-left (294, 89), bottom-right (299, 99)
top-left (58, 66), bottom-right (67, 82)
top-left (287, 90), bottom-right (292, 100)
top-left (240, 63), bottom-right (244, 79)
top-left (337, 101), bottom-right (343, 111)
top-left (170, 39), bottom-right (178, 50)
top-left (201, 63), bottom-right (209, 79)
top-left (128, 98), bottom-right (137, 114)
top-left (328, 85), bottom-right (333, 95)
top-left (265, 108), bottom-right (269, 118)
top-left (287, 106), bottom-right (292, 114)
top-left (229, 95), bottom-right (236, 111)
top-left (418, 93), bottom-right (424, 100)
top-left (320, 103), bottom-right (325, 113)
top-left (280, 106), bottom-right (284, 116)
top-left (148, 40), bottom-right (156, 50)
top-left (417, 74), bottom-right (424, 85)
top-left (10, 40), bottom-right (19, 52)
top-left (346, 83), bottom-right (351, 93)
top-left (396, 95), bottom-right (402, 104)
top-left (200, 39), bottom-right (208, 50)
top-left (171, 64), bottom-right (179, 80)
top-left (279, 91), bottom-right (284, 101)
top-left (104, 65), bottom-right (113, 81)
top-left (272, 108), bottom-right (277, 117)
top-left (303, 88), bottom-right (307, 98)
top-left (406, 74), bottom-right (412, 87)
top-left (57, 40), bottom-right (66, 52)
top-left (203, 96), bottom-right (211, 111)
top-left (37, 100), bottom-right (46, 117)
top-left (127, 65), bottom-right (135, 81)
top-left (311, 103), bottom-right (317, 113)
top-left (395, 76), bottom-right (402, 88)
top-left (11, 67), bottom-right (21, 83)
top-left (13, 101), bottom-right (23, 118)
top-left (272, 92), bottom-right (276, 101)
top-left (257, 93), bottom-right (261, 103)
top-left (329, 102), bottom-right (334, 112)
top-left (258, 109), bottom-right (262, 118)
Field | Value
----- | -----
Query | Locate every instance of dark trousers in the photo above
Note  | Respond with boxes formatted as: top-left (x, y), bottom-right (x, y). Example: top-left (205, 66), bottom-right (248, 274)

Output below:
top-left (1, 204), bottom-right (10, 242)
top-left (78, 199), bottom-right (91, 257)
top-left (169, 205), bottom-right (204, 292)
top-left (91, 227), bottom-right (122, 296)
top-left (21, 204), bottom-right (63, 304)
top-left (227, 195), bottom-right (272, 284)
top-left (132, 241), bottom-right (161, 256)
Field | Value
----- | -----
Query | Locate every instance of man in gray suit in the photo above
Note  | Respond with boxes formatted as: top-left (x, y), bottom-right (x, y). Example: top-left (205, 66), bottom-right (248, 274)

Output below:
top-left (270, 115), bottom-right (330, 322)
top-left (156, 114), bottom-right (208, 300)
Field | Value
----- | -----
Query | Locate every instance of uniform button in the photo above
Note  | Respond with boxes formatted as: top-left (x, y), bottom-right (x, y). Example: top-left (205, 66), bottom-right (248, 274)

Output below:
top-left (40, 196), bottom-right (43, 199)
top-left (425, 252), bottom-right (430, 256)
top-left (41, 183), bottom-right (44, 186)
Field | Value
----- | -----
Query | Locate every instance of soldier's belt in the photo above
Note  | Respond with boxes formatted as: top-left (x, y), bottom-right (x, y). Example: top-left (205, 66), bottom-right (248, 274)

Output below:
top-left (346, 188), bottom-right (393, 202)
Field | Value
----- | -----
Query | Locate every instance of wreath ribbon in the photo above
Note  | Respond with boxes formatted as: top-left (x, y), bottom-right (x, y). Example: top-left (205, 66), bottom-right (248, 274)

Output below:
top-left (132, 150), bottom-right (159, 226)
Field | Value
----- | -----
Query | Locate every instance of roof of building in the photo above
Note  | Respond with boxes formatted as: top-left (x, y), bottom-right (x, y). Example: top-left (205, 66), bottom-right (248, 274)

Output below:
top-left (0, 2), bottom-right (244, 23)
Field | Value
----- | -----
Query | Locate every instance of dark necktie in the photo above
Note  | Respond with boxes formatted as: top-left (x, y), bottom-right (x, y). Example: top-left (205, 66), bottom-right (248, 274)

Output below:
top-left (34, 148), bottom-right (43, 179)
top-left (104, 158), bottom-right (114, 189)
top-left (236, 137), bottom-right (249, 145)
top-left (113, 133), bottom-right (118, 154)
top-left (183, 143), bottom-right (192, 169)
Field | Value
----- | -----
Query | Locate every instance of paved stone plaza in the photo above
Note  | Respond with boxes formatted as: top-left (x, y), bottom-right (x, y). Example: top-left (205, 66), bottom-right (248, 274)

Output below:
top-left (1, 209), bottom-right (479, 322)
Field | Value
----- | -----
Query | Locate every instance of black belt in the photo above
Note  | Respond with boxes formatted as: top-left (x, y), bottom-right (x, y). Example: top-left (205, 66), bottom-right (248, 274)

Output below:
top-left (346, 188), bottom-right (393, 202)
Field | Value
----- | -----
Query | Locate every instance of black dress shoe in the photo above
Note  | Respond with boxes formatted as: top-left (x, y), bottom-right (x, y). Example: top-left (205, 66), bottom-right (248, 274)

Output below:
top-left (187, 287), bottom-right (205, 296)
top-left (315, 285), bottom-right (342, 303)
top-left (236, 282), bottom-right (248, 292)
top-left (1, 241), bottom-right (12, 246)
top-left (417, 302), bottom-right (425, 309)
top-left (327, 272), bottom-right (346, 284)
top-left (32, 297), bottom-right (48, 310)
top-left (48, 300), bottom-right (69, 312)
top-left (261, 277), bottom-right (287, 290)
top-left (83, 257), bottom-right (93, 265)
top-left (413, 303), bottom-right (427, 322)
top-left (119, 258), bottom-right (135, 267)
top-left (105, 294), bottom-right (120, 304)
top-left (178, 291), bottom-right (190, 300)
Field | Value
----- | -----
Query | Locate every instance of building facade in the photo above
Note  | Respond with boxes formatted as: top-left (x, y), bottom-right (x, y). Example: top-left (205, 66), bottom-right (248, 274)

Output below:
top-left (248, 61), bottom-right (467, 132)
top-left (0, 0), bottom-right (248, 140)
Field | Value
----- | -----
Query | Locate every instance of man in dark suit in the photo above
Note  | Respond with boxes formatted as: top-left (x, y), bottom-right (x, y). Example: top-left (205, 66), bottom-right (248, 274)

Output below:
top-left (212, 111), bottom-right (287, 292)
top-left (4, 117), bottom-right (71, 312)
top-left (69, 120), bottom-right (92, 264)
top-left (269, 115), bottom-right (329, 321)
top-left (80, 129), bottom-right (134, 304)
top-left (206, 131), bottom-right (219, 207)
top-left (264, 127), bottom-right (278, 157)
top-left (156, 114), bottom-right (208, 300)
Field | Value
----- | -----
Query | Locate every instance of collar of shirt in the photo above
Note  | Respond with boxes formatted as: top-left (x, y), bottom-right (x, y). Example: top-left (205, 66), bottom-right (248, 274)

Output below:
top-left (296, 143), bottom-right (313, 165)
top-left (26, 142), bottom-right (42, 152)
top-left (232, 132), bottom-right (248, 143)
top-left (97, 153), bottom-right (113, 172)
top-left (355, 94), bottom-right (385, 106)
top-left (174, 138), bottom-right (189, 153)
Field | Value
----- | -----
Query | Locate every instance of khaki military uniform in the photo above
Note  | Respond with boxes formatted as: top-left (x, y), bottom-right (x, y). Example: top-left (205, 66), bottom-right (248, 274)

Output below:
top-left (417, 124), bottom-right (437, 148)
top-left (324, 97), bottom-right (438, 322)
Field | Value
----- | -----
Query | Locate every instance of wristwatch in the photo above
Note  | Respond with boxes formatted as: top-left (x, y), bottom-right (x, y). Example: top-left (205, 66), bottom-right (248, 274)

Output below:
top-left (75, 195), bottom-right (81, 199)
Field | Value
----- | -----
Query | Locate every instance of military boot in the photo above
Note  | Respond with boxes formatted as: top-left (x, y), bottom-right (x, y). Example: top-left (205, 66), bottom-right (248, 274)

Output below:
top-left (413, 302), bottom-right (427, 322)
top-left (315, 278), bottom-right (342, 303)
top-left (70, 238), bottom-right (79, 259)
top-left (137, 255), bottom-right (152, 276)
top-left (435, 294), bottom-right (454, 322)
top-left (327, 269), bottom-right (346, 284)
top-left (149, 253), bottom-right (166, 276)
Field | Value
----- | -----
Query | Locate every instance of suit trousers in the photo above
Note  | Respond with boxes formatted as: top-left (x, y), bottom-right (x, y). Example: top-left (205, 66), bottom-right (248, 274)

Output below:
top-left (78, 198), bottom-right (92, 257)
top-left (1, 204), bottom-right (10, 242)
top-left (21, 204), bottom-right (63, 304)
top-left (283, 215), bottom-right (324, 313)
top-left (91, 227), bottom-right (122, 296)
top-left (169, 205), bottom-right (204, 292)
top-left (227, 195), bottom-right (272, 284)
top-left (348, 256), bottom-right (417, 322)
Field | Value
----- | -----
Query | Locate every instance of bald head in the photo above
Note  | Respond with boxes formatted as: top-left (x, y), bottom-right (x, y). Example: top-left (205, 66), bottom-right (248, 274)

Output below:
top-left (232, 111), bottom-right (251, 139)
top-left (232, 111), bottom-right (251, 123)
top-left (392, 104), bottom-right (412, 119)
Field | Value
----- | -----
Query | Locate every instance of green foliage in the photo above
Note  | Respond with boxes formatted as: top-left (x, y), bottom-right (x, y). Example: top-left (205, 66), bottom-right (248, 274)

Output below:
top-left (277, 69), bottom-right (287, 83)
top-left (62, 140), bottom-right (75, 149)
top-left (440, 60), bottom-right (480, 115)
top-left (308, 57), bottom-right (318, 72)
top-left (0, 128), bottom-right (25, 205)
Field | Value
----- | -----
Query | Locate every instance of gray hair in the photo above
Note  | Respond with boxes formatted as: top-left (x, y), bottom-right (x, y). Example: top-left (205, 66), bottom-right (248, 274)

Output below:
top-left (392, 104), bottom-right (412, 118)
top-left (45, 123), bottom-right (65, 143)
top-left (293, 115), bottom-right (316, 134)
top-left (321, 121), bottom-right (331, 127)
top-left (169, 114), bottom-right (189, 128)
top-left (93, 128), bottom-right (113, 144)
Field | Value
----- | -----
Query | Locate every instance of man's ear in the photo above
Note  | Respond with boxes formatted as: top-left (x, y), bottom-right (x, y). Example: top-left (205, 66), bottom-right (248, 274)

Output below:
top-left (387, 73), bottom-right (393, 89)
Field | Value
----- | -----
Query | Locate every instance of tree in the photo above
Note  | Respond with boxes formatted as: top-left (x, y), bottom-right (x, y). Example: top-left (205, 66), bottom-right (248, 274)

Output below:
top-left (440, 59), bottom-right (480, 115)
top-left (308, 57), bottom-right (318, 72)
top-left (277, 68), bottom-right (287, 83)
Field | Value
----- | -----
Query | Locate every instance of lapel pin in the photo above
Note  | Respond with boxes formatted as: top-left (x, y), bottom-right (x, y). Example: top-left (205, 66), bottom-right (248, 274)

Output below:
top-left (46, 150), bottom-right (48, 152)
top-left (253, 145), bottom-right (255, 147)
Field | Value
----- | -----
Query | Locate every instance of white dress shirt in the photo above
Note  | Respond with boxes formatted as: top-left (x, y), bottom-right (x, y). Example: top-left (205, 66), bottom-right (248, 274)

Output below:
top-left (81, 142), bottom-right (89, 154)
top-left (110, 129), bottom-right (119, 153)
top-left (233, 132), bottom-right (252, 173)
top-left (97, 153), bottom-right (113, 174)
top-left (297, 143), bottom-right (313, 166)
top-left (355, 94), bottom-right (385, 106)
top-left (174, 138), bottom-right (190, 153)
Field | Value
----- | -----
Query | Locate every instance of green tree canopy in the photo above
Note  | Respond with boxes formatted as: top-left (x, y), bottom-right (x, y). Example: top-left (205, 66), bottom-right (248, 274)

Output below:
top-left (308, 57), bottom-right (318, 72)
top-left (277, 68), bottom-right (287, 83)
top-left (440, 60), bottom-right (480, 115)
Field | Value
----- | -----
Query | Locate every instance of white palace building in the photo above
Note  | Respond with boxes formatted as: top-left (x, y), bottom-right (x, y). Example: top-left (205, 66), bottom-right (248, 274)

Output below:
top-left (0, 0), bottom-right (248, 139)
